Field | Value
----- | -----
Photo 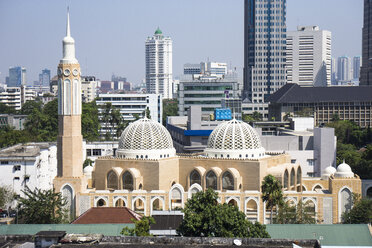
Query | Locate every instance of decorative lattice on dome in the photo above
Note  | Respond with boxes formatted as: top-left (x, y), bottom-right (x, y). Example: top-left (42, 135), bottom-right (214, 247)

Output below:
top-left (118, 118), bottom-right (174, 151)
top-left (207, 119), bottom-right (262, 150)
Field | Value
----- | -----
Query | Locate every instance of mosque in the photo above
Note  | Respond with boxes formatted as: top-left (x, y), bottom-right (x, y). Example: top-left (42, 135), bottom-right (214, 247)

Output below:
top-left (53, 11), bottom-right (361, 225)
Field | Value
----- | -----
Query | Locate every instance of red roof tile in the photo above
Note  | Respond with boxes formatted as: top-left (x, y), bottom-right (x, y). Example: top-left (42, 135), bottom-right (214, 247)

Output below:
top-left (72, 207), bottom-right (141, 224)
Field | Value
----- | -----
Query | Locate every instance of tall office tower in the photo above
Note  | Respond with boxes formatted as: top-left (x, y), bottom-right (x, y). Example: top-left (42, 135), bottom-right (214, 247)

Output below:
top-left (353, 56), bottom-right (361, 80)
top-left (8, 66), bottom-right (26, 87)
top-left (53, 9), bottom-right (86, 218)
top-left (286, 26), bottom-right (331, 87)
top-left (360, 0), bottom-right (372, 85)
top-left (337, 56), bottom-right (352, 82)
top-left (39, 68), bottom-right (51, 87)
top-left (145, 28), bottom-right (173, 99)
top-left (243, 0), bottom-right (287, 117)
top-left (331, 58), bottom-right (337, 84)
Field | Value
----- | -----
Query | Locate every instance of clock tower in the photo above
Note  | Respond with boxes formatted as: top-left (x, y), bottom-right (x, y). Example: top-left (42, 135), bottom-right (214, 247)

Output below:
top-left (54, 9), bottom-right (86, 218)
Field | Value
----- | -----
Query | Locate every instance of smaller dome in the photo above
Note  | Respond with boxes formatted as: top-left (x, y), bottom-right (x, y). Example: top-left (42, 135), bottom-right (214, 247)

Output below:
top-left (154, 27), bottom-right (162, 35)
top-left (334, 160), bottom-right (354, 178)
top-left (321, 165), bottom-right (336, 179)
top-left (83, 165), bottom-right (94, 174)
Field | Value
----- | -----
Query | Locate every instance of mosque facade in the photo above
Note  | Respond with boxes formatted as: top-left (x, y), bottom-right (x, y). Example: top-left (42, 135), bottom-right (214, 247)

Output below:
top-left (55, 11), bottom-right (361, 224)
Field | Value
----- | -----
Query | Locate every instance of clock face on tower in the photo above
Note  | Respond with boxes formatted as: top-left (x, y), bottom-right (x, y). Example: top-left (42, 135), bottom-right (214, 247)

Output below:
top-left (73, 69), bottom-right (79, 77)
top-left (64, 69), bottom-right (71, 77)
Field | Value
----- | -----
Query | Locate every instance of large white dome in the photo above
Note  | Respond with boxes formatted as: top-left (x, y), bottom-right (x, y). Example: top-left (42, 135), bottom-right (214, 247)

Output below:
top-left (205, 119), bottom-right (265, 159)
top-left (117, 118), bottom-right (176, 159)
top-left (321, 165), bottom-right (337, 179)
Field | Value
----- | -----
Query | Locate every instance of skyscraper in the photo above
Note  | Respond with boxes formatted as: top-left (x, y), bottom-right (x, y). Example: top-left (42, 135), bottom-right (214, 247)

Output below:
top-left (353, 56), bottom-right (361, 80)
top-left (39, 68), bottom-right (51, 87)
top-left (337, 56), bottom-right (352, 82)
top-left (8, 66), bottom-right (26, 87)
top-left (53, 9), bottom-right (87, 218)
top-left (243, 0), bottom-right (287, 117)
top-left (286, 26), bottom-right (331, 87)
top-left (145, 28), bottom-right (173, 99)
top-left (360, 0), bottom-right (372, 85)
top-left (331, 58), bottom-right (337, 84)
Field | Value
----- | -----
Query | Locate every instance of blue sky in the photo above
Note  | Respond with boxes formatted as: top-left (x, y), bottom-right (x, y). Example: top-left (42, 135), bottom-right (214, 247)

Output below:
top-left (0, 0), bottom-right (363, 85)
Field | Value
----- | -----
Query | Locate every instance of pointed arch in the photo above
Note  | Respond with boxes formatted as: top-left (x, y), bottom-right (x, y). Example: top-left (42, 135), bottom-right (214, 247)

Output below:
top-left (290, 168), bottom-right (295, 187)
top-left (107, 170), bottom-right (119, 190)
top-left (222, 171), bottom-right (234, 191)
top-left (312, 184), bottom-right (324, 191)
top-left (122, 171), bottom-right (134, 191)
top-left (338, 186), bottom-right (353, 222)
top-left (188, 183), bottom-right (203, 199)
top-left (245, 197), bottom-right (259, 222)
top-left (132, 196), bottom-right (146, 214)
top-left (113, 196), bottom-right (128, 207)
top-left (283, 169), bottom-right (289, 189)
top-left (189, 169), bottom-right (201, 187)
top-left (205, 170), bottom-right (218, 190)
top-left (94, 196), bottom-right (108, 207)
top-left (150, 196), bottom-right (165, 215)
top-left (61, 183), bottom-right (75, 219)
top-left (225, 196), bottom-right (240, 210)
top-left (169, 184), bottom-right (184, 210)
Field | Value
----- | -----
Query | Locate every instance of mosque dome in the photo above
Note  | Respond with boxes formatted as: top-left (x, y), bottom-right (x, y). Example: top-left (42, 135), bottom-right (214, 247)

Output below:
top-left (205, 119), bottom-right (265, 159)
top-left (83, 165), bottom-right (94, 179)
top-left (117, 117), bottom-right (176, 160)
top-left (334, 161), bottom-right (354, 178)
top-left (321, 165), bottom-right (337, 179)
top-left (154, 27), bottom-right (162, 35)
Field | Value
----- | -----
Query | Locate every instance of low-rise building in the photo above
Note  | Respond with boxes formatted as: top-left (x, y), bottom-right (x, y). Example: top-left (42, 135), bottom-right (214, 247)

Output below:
top-left (178, 77), bottom-right (239, 116)
top-left (0, 114), bottom-right (28, 130)
top-left (0, 143), bottom-right (57, 205)
top-left (96, 93), bottom-right (162, 137)
top-left (81, 76), bottom-right (99, 103)
top-left (268, 83), bottom-right (372, 127)
top-left (0, 86), bottom-right (36, 110)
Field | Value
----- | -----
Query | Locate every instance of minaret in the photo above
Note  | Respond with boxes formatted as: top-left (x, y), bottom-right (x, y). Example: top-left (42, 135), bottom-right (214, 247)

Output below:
top-left (54, 9), bottom-right (86, 218)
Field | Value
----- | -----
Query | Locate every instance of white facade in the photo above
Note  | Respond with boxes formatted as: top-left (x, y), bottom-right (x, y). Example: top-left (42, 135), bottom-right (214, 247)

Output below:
top-left (97, 93), bottom-right (162, 136)
top-left (337, 56), bottom-right (352, 82)
top-left (0, 143), bottom-right (57, 205)
top-left (0, 86), bottom-right (36, 110)
top-left (145, 28), bottom-right (173, 99)
top-left (81, 77), bottom-right (98, 103)
top-left (286, 26), bottom-right (332, 87)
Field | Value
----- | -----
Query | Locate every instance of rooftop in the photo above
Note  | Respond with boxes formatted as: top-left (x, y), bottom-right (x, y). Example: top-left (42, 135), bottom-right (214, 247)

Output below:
top-left (268, 84), bottom-right (372, 103)
top-left (72, 207), bottom-right (141, 224)
top-left (0, 142), bottom-right (55, 159)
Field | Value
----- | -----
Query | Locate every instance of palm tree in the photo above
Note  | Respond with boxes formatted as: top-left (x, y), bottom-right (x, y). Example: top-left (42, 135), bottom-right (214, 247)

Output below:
top-left (261, 175), bottom-right (283, 224)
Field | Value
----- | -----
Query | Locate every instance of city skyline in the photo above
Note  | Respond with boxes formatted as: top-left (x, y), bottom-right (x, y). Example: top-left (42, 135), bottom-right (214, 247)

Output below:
top-left (0, 0), bottom-right (363, 86)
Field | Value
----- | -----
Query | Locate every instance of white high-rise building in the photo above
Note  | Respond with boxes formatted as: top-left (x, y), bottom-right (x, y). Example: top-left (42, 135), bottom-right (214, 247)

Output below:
top-left (337, 56), bottom-right (352, 82)
top-left (286, 26), bottom-right (331, 87)
top-left (145, 28), bottom-right (173, 99)
top-left (331, 58), bottom-right (337, 84)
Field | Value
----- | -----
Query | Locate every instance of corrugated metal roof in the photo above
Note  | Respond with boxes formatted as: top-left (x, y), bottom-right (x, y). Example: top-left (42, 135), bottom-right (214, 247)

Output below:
top-left (266, 224), bottom-right (372, 246)
top-left (0, 224), bottom-right (133, 236)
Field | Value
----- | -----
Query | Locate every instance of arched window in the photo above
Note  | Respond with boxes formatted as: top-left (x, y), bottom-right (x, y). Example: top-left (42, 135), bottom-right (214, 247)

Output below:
top-left (122, 171), bottom-right (134, 191)
top-left (284, 170), bottom-right (289, 189)
top-left (97, 199), bottom-right (106, 207)
top-left (246, 199), bottom-right (258, 222)
top-left (170, 188), bottom-right (182, 209)
top-left (228, 199), bottom-right (238, 207)
top-left (340, 188), bottom-right (352, 219)
top-left (313, 185), bottom-right (323, 191)
top-left (222, 171), bottom-right (234, 190)
top-left (107, 170), bottom-right (118, 190)
top-left (290, 168), bottom-right (295, 187)
top-left (297, 167), bottom-right (302, 185)
top-left (115, 198), bottom-right (125, 207)
top-left (62, 185), bottom-right (74, 219)
top-left (206, 171), bottom-right (217, 190)
top-left (152, 198), bottom-right (163, 211)
top-left (190, 170), bottom-right (201, 186)
top-left (133, 198), bottom-right (145, 214)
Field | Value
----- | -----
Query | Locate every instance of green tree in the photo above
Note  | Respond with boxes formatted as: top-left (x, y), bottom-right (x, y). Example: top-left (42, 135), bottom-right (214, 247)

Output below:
top-left (83, 158), bottom-right (93, 168)
top-left (0, 102), bottom-right (17, 114)
top-left (342, 194), bottom-right (372, 224)
top-left (82, 101), bottom-right (100, 141)
top-left (275, 200), bottom-right (317, 224)
top-left (177, 189), bottom-right (270, 238)
top-left (0, 185), bottom-right (15, 208)
top-left (261, 175), bottom-right (283, 224)
top-left (0, 126), bottom-right (33, 148)
top-left (120, 216), bottom-right (156, 236)
top-left (18, 187), bottom-right (68, 224)
top-left (162, 99), bottom-right (178, 125)
top-left (20, 100), bottom-right (42, 115)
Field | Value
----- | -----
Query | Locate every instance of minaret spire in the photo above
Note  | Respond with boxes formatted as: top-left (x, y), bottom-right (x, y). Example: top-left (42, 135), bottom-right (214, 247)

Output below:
top-left (66, 7), bottom-right (71, 37)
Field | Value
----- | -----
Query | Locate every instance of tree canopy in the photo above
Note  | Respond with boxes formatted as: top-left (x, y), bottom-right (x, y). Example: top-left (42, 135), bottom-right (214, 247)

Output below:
top-left (162, 98), bottom-right (178, 125)
top-left (18, 187), bottom-right (68, 224)
top-left (177, 189), bottom-right (270, 238)
top-left (0, 185), bottom-right (14, 209)
top-left (275, 200), bottom-right (317, 224)
top-left (342, 194), bottom-right (372, 224)
top-left (261, 175), bottom-right (283, 224)
top-left (121, 216), bottom-right (156, 236)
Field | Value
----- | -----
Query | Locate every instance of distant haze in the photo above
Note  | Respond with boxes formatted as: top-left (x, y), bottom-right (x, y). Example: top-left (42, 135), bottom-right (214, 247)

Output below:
top-left (0, 0), bottom-right (363, 86)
